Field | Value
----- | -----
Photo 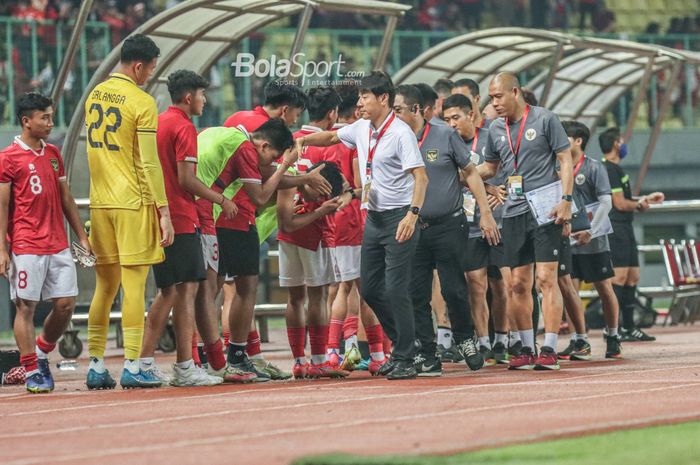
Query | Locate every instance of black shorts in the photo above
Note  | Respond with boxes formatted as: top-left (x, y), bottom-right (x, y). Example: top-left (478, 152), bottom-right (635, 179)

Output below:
top-left (558, 237), bottom-right (572, 277)
top-left (502, 211), bottom-right (564, 268)
top-left (153, 232), bottom-right (206, 289)
top-left (463, 237), bottom-right (506, 272)
top-left (572, 252), bottom-right (615, 283)
top-left (608, 221), bottom-right (639, 267)
top-left (217, 226), bottom-right (260, 277)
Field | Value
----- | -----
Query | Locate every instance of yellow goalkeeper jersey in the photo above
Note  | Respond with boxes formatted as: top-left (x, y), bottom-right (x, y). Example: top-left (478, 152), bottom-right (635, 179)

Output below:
top-left (85, 72), bottom-right (168, 209)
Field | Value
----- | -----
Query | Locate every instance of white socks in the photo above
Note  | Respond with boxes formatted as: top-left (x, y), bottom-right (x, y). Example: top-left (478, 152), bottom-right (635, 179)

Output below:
top-left (478, 336), bottom-right (491, 349)
top-left (344, 335), bottom-right (358, 352)
top-left (124, 359), bottom-right (139, 374)
top-left (89, 357), bottom-right (106, 374)
top-left (519, 330), bottom-right (535, 351)
top-left (175, 359), bottom-right (194, 370)
top-left (437, 327), bottom-right (453, 349)
top-left (543, 332), bottom-right (558, 350)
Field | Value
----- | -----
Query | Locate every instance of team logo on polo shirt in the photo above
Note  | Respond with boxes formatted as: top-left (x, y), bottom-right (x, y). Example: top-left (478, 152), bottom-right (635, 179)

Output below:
top-left (575, 173), bottom-right (586, 185)
top-left (426, 149), bottom-right (439, 162)
top-left (470, 151), bottom-right (480, 165)
top-left (29, 163), bottom-right (36, 172)
top-left (50, 158), bottom-right (59, 172)
top-left (525, 128), bottom-right (537, 141)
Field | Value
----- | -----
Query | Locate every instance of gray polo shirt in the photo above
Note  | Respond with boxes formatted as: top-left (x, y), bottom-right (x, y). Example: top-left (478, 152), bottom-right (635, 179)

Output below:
top-left (430, 115), bottom-right (447, 126)
top-left (484, 105), bottom-right (570, 218)
top-left (571, 156), bottom-right (612, 255)
top-left (464, 127), bottom-right (506, 238)
top-left (418, 121), bottom-right (470, 219)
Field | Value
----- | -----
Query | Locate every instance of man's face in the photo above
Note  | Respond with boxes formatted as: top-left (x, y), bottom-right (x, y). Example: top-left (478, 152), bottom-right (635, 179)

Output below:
top-left (357, 90), bottom-right (385, 120)
top-left (134, 58), bottom-right (157, 86)
top-left (392, 94), bottom-right (418, 126)
top-left (280, 105), bottom-right (304, 127)
top-left (24, 106), bottom-right (54, 139)
top-left (255, 140), bottom-right (281, 166)
top-left (443, 107), bottom-right (474, 140)
top-left (488, 80), bottom-right (517, 118)
top-left (189, 88), bottom-right (207, 117)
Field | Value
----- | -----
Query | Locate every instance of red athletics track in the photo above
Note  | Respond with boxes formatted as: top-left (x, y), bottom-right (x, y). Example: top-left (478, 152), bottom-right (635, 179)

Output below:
top-left (2, 325), bottom-right (700, 465)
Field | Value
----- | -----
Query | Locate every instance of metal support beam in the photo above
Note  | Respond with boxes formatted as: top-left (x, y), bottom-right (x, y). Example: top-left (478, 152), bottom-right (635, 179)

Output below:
top-left (51, 0), bottom-right (93, 104)
top-left (374, 16), bottom-right (398, 70)
top-left (634, 60), bottom-right (682, 196)
top-left (623, 57), bottom-right (654, 143)
top-left (289, 4), bottom-right (314, 59)
top-left (540, 43), bottom-right (565, 107)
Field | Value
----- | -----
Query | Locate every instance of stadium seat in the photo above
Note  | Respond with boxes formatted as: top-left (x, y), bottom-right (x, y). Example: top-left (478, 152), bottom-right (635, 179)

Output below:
top-left (660, 239), bottom-right (700, 325)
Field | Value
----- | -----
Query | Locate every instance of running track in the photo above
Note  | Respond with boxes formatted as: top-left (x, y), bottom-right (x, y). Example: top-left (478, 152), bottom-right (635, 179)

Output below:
top-left (2, 326), bottom-right (700, 465)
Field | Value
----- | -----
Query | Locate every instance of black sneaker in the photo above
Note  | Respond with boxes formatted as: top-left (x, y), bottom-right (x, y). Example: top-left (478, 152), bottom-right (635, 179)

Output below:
top-left (456, 339), bottom-right (484, 371)
top-left (492, 342), bottom-right (509, 364)
top-left (437, 344), bottom-right (463, 363)
top-left (386, 360), bottom-right (417, 380)
top-left (557, 339), bottom-right (576, 360)
top-left (377, 358), bottom-right (397, 376)
top-left (479, 345), bottom-right (496, 366)
top-left (232, 356), bottom-right (271, 382)
top-left (508, 340), bottom-right (523, 357)
top-left (605, 335), bottom-right (623, 359)
top-left (624, 328), bottom-right (656, 342)
top-left (570, 339), bottom-right (593, 361)
top-left (413, 353), bottom-right (442, 377)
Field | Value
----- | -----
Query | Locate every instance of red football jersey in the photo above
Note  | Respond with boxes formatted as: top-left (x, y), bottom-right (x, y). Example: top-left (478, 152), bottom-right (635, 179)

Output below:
top-left (213, 141), bottom-right (262, 232)
top-left (332, 123), bottom-right (363, 247)
top-left (0, 137), bottom-right (68, 254)
top-left (222, 107), bottom-right (270, 232)
top-left (157, 106), bottom-right (200, 234)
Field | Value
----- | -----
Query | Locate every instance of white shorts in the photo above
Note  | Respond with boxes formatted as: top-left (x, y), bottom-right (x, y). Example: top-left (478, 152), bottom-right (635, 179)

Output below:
top-left (10, 249), bottom-right (78, 301)
top-left (334, 245), bottom-right (361, 282)
top-left (200, 234), bottom-right (219, 273)
top-left (279, 242), bottom-right (336, 287)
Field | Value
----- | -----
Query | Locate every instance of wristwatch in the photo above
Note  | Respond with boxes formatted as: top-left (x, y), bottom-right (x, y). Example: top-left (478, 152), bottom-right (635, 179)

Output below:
top-left (410, 206), bottom-right (420, 215)
top-left (345, 188), bottom-right (357, 200)
top-left (561, 195), bottom-right (573, 202)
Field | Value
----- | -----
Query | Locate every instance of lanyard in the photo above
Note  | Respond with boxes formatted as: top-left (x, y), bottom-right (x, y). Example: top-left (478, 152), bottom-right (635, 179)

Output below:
top-left (573, 154), bottom-right (586, 177)
top-left (471, 128), bottom-right (479, 153)
top-left (505, 104), bottom-right (530, 172)
top-left (366, 112), bottom-right (396, 176)
top-left (417, 122), bottom-right (431, 149)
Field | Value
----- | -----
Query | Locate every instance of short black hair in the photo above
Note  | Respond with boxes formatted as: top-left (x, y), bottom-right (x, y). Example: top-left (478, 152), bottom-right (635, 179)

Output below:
top-left (306, 86), bottom-right (341, 122)
top-left (442, 93), bottom-right (473, 114)
top-left (395, 84), bottom-right (424, 110)
top-left (252, 117), bottom-right (294, 154)
top-left (120, 34), bottom-right (160, 64)
top-left (433, 78), bottom-right (454, 97)
top-left (454, 78), bottom-right (480, 97)
top-left (562, 120), bottom-right (590, 150)
top-left (335, 83), bottom-right (359, 118)
top-left (308, 161), bottom-right (344, 197)
top-left (599, 127), bottom-right (621, 154)
top-left (16, 92), bottom-right (53, 125)
top-left (264, 80), bottom-right (308, 110)
top-left (522, 89), bottom-right (538, 106)
top-left (167, 70), bottom-right (209, 103)
top-left (359, 70), bottom-right (395, 107)
top-left (413, 83), bottom-right (438, 109)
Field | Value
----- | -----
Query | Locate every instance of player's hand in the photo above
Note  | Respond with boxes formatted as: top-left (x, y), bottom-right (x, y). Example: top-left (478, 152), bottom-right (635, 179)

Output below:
top-left (396, 213), bottom-right (418, 243)
top-left (646, 192), bottom-right (665, 204)
top-left (337, 191), bottom-right (354, 210)
top-left (0, 249), bottom-right (9, 278)
top-left (306, 165), bottom-right (332, 197)
top-left (282, 147), bottom-right (299, 167)
top-left (159, 212), bottom-right (175, 247)
top-left (485, 184), bottom-right (507, 205)
top-left (294, 137), bottom-right (305, 158)
top-left (572, 230), bottom-right (591, 245)
top-left (79, 236), bottom-right (93, 256)
top-left (487, 194), bottom-right (501, 210)
top-left (550, 200), bottom-right (572, 225)
top-left (636, 197), bottom-right (650, 212)
top-left (480, 211), bottom-right (501, 246)
top-left (562, 221), bottom-right (571, 238)
top-left (220, 197), bottom-right (238, 219)
top-left (319, 197), bottom-right (341, 215)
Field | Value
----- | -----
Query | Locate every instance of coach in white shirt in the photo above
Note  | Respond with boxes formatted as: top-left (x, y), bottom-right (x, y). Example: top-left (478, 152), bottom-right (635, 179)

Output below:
top-left (296, 71), bottom-right (428, 380)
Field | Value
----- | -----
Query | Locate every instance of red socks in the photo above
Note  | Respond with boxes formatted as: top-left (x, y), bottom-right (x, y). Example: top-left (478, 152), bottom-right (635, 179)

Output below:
top-left (342, 316), bottom-right (359, 340)
top-left (246, 330), bottom-right (262, 357)
top-left (192, 338), bottom-right (201, 367)
top-left (287, 327), bottom-right (307, 359)
top-left (35, 334), bottom-right (56, 354)
top-left (204, 339), bottom-right (226, 371)
top-left (327, 319), bottom-right (343, 351)
top-left (309, 325), bottom-right (329, 358)
top-left (20, 353), bottom-right (38, 373)
top-left (365, 324), bottom-right (385, 354)
top-left (223, 331), bottom-right (230, 348)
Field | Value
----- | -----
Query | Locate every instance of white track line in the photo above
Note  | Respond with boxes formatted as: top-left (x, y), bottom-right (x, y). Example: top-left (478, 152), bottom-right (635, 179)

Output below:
top-left (4, 382), bottom-right (700, 465)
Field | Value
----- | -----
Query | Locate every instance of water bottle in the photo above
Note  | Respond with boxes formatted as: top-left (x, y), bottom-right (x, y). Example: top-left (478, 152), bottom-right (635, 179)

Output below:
top-left (56, 360), bottom-right (79, 371)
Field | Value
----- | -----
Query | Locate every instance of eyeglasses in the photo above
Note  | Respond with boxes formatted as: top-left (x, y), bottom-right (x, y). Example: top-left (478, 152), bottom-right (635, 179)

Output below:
top-left (393, 105), bottom-right (421, 114)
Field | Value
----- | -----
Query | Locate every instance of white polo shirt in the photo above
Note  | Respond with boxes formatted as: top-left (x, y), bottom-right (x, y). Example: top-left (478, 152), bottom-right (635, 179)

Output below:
top-left (337, 111), bottom-right (424, 211)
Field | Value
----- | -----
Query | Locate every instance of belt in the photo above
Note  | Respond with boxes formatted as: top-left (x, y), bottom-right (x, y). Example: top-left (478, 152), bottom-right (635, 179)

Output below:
top-left (419, 209), bottom-right (462, 230)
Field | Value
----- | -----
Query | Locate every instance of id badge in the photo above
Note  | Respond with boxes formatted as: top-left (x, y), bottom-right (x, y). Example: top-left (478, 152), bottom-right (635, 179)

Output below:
top-left (462, 191), bottom-right (476, 222)
top-left (508, 175), bottom-right (523, 200)
top-left (361, 179), bottom-right (372, 210)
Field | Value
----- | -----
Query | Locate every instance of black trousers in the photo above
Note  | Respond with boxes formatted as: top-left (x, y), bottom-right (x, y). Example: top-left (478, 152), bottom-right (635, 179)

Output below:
top-left (361, 207), bottom-right (419, 362)
top-left (411, 213), bottom-right (474, 356)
